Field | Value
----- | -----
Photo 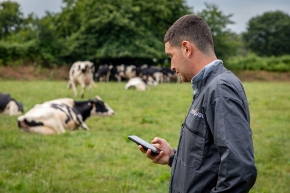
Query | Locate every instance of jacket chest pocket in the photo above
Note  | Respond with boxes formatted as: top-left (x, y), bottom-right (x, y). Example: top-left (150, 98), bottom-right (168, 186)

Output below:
top-left (178, 116), bottom-right (206, 169)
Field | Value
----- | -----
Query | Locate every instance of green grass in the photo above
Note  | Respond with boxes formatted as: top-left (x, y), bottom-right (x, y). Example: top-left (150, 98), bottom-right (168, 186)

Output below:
top-left (0, 81), bottom-right (289, 193)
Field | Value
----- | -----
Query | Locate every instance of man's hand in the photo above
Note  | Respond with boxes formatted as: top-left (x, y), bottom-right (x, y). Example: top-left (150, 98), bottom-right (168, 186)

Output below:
top-left (139, 137), bottom-right (174, 165)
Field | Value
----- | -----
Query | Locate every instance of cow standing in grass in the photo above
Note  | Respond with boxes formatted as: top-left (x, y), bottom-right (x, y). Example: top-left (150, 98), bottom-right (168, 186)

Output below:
top-left (161, 67), bottom-right (180, 83)
top-left (0, 92), bottom-right (24, 116)
top-left (67, 61), bottom-right (97, 98)
top-left (95, 64), bottom-right (110, 82)
top-left (139, 66), bottom-right (164, 83)
top-left (109, 64), bottom-right (137, 82)
top-left (17, 96), bottom-right (114, 135)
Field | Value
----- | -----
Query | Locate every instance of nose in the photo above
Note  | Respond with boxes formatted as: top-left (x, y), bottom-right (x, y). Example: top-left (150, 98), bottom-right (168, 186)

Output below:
top-left (109, 111), bottom-right (115, 116)
top-left (171, 66), bottom-right (176, 72)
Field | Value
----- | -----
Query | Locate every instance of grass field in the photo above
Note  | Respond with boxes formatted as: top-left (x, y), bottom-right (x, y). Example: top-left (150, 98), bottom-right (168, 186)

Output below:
top-left (0, 80), bottom-right (289, 193)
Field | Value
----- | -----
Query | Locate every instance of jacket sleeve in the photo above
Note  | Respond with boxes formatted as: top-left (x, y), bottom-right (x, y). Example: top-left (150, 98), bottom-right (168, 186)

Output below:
top-left (168, 149), bottom-right (176, 167)
top-left (208, 84), bottom-right (257, 193)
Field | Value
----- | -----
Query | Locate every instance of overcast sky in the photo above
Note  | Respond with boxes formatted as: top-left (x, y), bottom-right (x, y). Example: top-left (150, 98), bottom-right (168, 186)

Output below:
top-left (6, 0), bottom-right (290, 33)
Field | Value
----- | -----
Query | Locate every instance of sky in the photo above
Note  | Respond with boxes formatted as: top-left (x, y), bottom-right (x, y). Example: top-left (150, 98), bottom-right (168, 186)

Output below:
top-left (5, 0), bottom-right (290, 33)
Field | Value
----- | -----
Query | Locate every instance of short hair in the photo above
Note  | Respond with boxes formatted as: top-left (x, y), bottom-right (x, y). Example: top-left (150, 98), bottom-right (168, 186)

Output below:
top-left (164, 14), bottom-right (214, 55)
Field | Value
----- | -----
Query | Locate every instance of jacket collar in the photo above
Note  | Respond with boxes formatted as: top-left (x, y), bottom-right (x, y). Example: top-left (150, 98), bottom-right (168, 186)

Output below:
top-left (191, 60), bottom-right (225, 98)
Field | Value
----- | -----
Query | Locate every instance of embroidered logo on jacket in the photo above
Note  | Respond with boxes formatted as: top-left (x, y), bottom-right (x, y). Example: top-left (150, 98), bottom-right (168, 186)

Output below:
top-left (190, 108), bottom-right (204, 118)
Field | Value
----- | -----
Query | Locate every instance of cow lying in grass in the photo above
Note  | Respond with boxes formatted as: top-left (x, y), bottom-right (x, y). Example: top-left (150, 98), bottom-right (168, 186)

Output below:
top-left (125, 77), bottom-right (158, 91)
top-left (67, 61), bottom-right (97, 98)
top-left (17, 96), bottom-right (114, 135)
top-left (0, 92), bottom-right (23, 116)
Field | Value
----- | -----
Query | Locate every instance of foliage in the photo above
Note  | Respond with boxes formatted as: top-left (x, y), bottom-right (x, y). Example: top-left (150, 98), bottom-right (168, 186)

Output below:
top-left (0, 1), bottom-right (23, 39)
top-left (54, 0), bottom-right (191, 64)
top-left (0, 0), bottom-right (192, 66)
top-left (0, 40), bottom-right (39, 65)
top-left (0, 81), bottom-right (289, 193)
top-left (225, 53), bottom-right (290, 72)
top-left (196, 3), bottom-right (239, 61)
top-left (1, 0), bottom-right (290, 69)
top-left (37, 13), bottom-right (69, 66)
top-left (243, 11), bottom-right (290, 56)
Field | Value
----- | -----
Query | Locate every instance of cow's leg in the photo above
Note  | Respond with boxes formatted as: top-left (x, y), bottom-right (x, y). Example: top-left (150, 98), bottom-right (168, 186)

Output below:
top-left (67, 80), bottom-right (72, 89)
top-left (71, 82), bottom-right (78, 98)
top-left (46, 117), bottom-right (66, 134)
top-left (24, 126), bottom-right (56, 135)
top-left (18, 109), bottom-right (67, 135)
top-left (106, 72), bottom-right (111, 82)
top-left (177, 75), bottom-right (181, 83)
top-left (91, 81), bottom-right (97, 88)
top-left (115, 75), bottom-right (121, 82)
top-left (79, 82), bottom-right (86, 98)
top-left (88, 82), bottom-right (97, 96)
top-left (88, 83), bottom-right (93, 97)
top-left (18, 118), bottom-right (56, 135)
top-left (159, 74), bottom-right (163, 83)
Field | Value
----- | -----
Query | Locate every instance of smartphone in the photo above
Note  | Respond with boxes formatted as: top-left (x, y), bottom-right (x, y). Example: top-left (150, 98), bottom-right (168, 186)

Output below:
top-left (128, 135), bottom-right (160, 155)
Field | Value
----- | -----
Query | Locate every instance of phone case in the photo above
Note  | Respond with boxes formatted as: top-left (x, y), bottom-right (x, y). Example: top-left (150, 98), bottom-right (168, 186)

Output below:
top-left (128, 135), bottom-right (160, 154)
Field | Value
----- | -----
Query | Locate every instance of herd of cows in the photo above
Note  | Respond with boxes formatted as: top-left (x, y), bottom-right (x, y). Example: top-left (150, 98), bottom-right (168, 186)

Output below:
top-left (95, 63), bottom-right (179, 84)
top-left (1, 61), bottom-right (179, 135)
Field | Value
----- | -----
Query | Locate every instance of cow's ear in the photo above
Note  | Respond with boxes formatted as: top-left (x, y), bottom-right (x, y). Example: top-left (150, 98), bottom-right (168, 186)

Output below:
top-left (95, 95), bottom-right (102, 100)
top-left (88, 100), bottom-right (95, 106)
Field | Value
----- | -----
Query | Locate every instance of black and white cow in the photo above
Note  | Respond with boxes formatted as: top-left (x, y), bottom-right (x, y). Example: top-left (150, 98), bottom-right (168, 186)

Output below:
top-left (67, 61), bottom-right (97, 98)
top-left (117, 64), bottom-right (137, 80)
top-left (139, 67), bottom-right (164, 83)
top-left (95, 64), bottom-right (110, 82)
top-left (161, 67), bottom-right (180, 83)
top-left (108, 65), bottom-right (121, 82)
top-left (0, 92), bottom-right (23, 116)
top-left (125, 77), bottom-right (157, 91)
top-left (109, 64), bottom-right (137, 82)
top-left (17, 96), bottom-right (114, 135)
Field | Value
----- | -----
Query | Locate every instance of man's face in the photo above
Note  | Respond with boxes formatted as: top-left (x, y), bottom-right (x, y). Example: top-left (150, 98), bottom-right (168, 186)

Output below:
top-left (165, 42), bottom-right (191, 82)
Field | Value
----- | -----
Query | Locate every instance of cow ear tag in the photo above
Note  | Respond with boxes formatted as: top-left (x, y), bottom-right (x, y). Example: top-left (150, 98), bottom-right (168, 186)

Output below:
top-left (89, 101), bottom-right (95, 106)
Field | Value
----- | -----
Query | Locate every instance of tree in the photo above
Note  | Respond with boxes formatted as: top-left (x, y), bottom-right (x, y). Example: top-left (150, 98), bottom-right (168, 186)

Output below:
top-left (0, 1), bottom-right (23, 39)
top-left (196, 3), bottom-right (239, 60)
top-left (243, 11), bottom-right (290, 56)
top-left (55, 0), bottom-right (191, 65)
top-left (36, 13), bottom-right (69, 65)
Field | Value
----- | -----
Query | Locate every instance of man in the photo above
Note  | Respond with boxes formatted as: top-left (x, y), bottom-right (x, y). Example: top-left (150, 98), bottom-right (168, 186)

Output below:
top-left (138, 14), bottom-right (257, 193)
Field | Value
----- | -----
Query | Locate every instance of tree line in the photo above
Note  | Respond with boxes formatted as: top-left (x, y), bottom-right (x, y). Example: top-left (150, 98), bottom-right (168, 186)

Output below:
top-left (0, 0), bottom-right (290, 71)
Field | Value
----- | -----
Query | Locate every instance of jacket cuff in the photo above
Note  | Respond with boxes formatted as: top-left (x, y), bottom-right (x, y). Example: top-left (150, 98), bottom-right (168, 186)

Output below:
top-left (168, 149), bottom-right (176, 167)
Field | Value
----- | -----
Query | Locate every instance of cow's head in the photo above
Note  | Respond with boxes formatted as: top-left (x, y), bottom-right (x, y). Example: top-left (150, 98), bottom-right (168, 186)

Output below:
top-left (89, 96), bottom-right (114, 116)
top-left (79, 61), bottom-right (94, 73)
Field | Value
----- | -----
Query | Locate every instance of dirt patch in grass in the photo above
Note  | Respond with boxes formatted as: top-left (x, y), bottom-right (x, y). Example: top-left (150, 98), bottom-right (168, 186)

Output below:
top-left (232, 70), bottom-right (290, 82)
top-left (0, 65), bottom-right (289, 82)
top-left (0, 65), bottom-right (70, 81)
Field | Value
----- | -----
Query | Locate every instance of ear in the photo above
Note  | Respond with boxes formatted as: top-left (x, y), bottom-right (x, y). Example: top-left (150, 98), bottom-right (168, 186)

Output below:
top-left (181, 41), bottom-right (193, 58)
top-left (88, 100), bottom-right (95, 106)
top-left (95, 95), bottom-right (102, 100)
